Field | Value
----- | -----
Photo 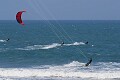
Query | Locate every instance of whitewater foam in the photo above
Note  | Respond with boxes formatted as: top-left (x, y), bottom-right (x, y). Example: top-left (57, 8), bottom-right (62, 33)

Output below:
top-left (16, 42), bottom-right (85, 50)
top-left (0, 40), bottom-right (7, 42)
top-left (0, 61), bottom-right (120, 79)
top-left (64, 42), bottom-right (85, 46)
top-left (17, 43), bottom-right (61, 50)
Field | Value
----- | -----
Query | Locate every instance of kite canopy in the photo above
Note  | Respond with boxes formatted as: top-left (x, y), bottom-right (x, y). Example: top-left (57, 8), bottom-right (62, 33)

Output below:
top-left (16, 11), bottom-right (26, 25)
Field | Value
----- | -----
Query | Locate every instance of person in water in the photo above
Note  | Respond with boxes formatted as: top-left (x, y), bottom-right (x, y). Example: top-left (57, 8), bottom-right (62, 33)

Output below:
top-left (6, 38), bottom-right (10, 41)
top-left (85, 41), bottom-right (88, 44)
top-left (85, 58), bottom-right (92, 66)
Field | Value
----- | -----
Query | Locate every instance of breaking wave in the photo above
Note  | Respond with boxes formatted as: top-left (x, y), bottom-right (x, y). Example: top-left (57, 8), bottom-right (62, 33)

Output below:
top-left (0, 61), bottom-right (120, 80)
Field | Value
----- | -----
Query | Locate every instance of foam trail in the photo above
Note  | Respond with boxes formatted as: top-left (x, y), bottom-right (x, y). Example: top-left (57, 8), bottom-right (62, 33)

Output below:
top-left (0, 40), bottom-right (7, 42)
top-left (16, 42), bottom-right (85, 50)
top-left (40, 43), bottom-right (61, 49)
top-left (64, 42), bottom-right (85, 46)
top-left (17, 43), bottom-right (61, 50)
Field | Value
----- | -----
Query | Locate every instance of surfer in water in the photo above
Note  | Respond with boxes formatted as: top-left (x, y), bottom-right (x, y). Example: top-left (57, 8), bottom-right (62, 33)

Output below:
top-left (61, 41), bottom-right (64, 46)
top-left (85, 58), bottom-right (92, 66)
top-left (6, 38), bottom-right (10, 42)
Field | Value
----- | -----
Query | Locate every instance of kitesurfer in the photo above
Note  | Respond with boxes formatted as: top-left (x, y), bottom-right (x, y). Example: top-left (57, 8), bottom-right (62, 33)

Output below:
top-left (6, 38), bottom-right (10, 42)
top-left (61, 41), bottom-right (64, 46)
top-left (85, 41), bottom-right (88, 44)
top-left (85, 58), bottom-right (92, 66)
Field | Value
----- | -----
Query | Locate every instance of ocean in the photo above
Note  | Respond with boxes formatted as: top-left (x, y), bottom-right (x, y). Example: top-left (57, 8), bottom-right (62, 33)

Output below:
top-left (0, 20), bottom-right (120, 80)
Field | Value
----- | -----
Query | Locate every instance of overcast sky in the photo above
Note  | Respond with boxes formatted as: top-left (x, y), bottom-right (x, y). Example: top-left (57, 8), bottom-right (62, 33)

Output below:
top-left (0, 0), bottom-right (120, 20)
